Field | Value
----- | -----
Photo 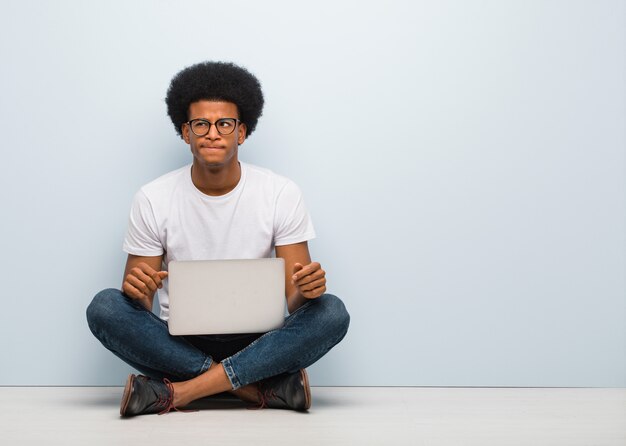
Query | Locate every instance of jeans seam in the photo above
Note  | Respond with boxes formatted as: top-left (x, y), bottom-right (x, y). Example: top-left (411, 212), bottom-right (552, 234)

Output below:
top-left (221, 327), bottom-right (281, 389)
top-left (221, 358), bottom-right (241, 389)
top-left (199, 356), bottom-right (212, 376)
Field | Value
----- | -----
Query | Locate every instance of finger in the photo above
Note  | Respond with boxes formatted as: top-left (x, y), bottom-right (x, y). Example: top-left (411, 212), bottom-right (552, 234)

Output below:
top-left (152, 271), bottom-right (168, 288)
top-left (291, 263), bottom-right (306, 284)
top-left (292, 262), bottom-right (320, 282)
top-left (123, 281), bottom-right (149, 300)
top-left (135, 263), bottom-right (162, 289)
top-left (151, 271), bottom-right (167, 289)
top-left (132, 268), bottom-right (158, 293)
top-left (299, 277), bottom-right (326, 292)
top-left (302, 284), bottom-right (327, 299)
top-left (123, 283), bottom-right (151, 310)
top-left (295, 269), bottom-right (325, 287)
top-left (126, 274), bottom-right (152, 298)
top-left (292, 262), bottom-right (303, 275)
top-left (137, 262), bottom-right (159, 277)
top-left (126, 275), bottom-right (151, 298)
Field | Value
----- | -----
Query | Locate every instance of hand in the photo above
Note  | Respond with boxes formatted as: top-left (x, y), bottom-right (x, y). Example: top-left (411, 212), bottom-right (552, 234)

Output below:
top-left (292, 262), bottom-right (327, 299)
top-left (122, 262), bottom-right (168, 304)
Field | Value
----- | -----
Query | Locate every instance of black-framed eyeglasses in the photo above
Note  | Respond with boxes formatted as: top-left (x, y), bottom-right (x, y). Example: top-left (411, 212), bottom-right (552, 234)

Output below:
top-left (186, 118), bottom-right (241, 136)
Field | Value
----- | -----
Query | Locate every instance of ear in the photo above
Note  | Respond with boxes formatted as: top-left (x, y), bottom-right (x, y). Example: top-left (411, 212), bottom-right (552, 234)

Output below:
top-left (237, 122), bottom-right (247, 145)
top-left (181, 122), bottom-right (190, 144)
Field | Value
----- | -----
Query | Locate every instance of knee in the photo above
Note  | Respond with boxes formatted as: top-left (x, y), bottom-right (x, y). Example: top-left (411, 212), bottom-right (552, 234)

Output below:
top-left (86, 288), bottom-right (124, 335)
top-left (317, 294), bottom-right (350, 341)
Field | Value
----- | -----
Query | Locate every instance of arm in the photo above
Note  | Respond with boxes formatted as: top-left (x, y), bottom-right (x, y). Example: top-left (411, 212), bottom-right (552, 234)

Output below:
top-left (275, 241), bottom-right (327, 313)
top-left (121, 254), bottom-right (166, 312)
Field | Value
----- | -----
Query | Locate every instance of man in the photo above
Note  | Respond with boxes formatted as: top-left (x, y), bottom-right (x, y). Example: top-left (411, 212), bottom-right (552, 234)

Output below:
top-left (86, 61), bottom-right (350, 417)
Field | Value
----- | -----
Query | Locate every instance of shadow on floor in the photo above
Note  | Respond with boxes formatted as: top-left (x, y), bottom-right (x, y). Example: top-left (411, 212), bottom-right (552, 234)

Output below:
top-left (181, 393), bottom-right (249, 411)
top-left (75, 389), bottom-right (247, 410)
top-left (74, 388), bottom-right (352, 411)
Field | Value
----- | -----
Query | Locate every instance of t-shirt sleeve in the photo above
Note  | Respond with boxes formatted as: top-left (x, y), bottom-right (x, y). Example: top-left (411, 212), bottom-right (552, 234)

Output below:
top-left (273, 180), bottom-right (316, 246)
top-left (122, 190), bottom-right (164, 256)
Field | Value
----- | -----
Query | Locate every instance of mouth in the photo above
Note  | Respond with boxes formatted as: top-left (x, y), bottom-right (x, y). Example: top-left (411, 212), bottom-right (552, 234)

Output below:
top-left (200, 146), bottom-right (225, 151)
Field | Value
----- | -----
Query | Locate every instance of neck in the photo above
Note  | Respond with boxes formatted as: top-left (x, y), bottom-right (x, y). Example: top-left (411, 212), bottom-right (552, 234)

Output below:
top-left (191, 159), bottom-right (241, 196)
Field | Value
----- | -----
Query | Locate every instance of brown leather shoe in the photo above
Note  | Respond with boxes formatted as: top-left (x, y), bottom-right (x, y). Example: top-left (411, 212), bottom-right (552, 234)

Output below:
top-left (254, 369), bottom-right (311, 411)
top-left (119, 374), bottom-right (196, 417)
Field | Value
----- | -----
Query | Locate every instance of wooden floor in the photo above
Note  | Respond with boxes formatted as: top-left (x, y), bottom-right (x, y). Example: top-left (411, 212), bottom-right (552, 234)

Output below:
top-left (1, 387), bottom-right (624, 445)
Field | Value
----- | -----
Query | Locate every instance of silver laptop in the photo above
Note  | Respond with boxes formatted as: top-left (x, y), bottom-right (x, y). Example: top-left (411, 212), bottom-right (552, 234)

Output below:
top-left (167, 258), bottom-right (286, 335)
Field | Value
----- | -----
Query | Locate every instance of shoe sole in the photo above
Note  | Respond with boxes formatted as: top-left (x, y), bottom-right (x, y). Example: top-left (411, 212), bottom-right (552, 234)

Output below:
top-left (120, 374), bottom-right (135, 417)
top-left (300, 369), bottom-right (311, 410)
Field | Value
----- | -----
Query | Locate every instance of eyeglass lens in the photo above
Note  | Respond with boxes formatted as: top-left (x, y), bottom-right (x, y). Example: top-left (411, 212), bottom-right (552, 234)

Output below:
top-left (190, 119), bottom-right (237, 136)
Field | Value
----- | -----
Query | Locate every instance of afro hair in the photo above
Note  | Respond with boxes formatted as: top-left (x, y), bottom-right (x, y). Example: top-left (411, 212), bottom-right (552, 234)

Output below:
top-left (165, 61), bottom-right (264, 138)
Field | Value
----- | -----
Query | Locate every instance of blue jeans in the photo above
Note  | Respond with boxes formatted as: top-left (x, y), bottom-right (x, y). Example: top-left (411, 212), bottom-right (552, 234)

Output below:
top-left (86, 288), bottom-right (350, 390)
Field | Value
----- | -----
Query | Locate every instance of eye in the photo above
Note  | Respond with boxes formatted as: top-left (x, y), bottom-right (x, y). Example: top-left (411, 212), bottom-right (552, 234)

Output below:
top-left (193, 121), bottom-right (209, 128)
top-left (218, 119), bottom-right (234, 128)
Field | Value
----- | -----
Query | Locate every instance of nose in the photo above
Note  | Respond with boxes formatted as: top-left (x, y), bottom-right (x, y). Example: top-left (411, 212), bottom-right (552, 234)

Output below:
top-left (204, 123), bottom-right (221, 140)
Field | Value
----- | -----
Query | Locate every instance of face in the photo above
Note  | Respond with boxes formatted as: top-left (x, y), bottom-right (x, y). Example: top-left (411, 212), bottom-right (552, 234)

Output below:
top-left (182, 100), bottom-right (247, 169)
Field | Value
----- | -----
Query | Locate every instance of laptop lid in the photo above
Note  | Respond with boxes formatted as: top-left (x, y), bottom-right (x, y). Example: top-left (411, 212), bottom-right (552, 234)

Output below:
top-left (167, 258), bottom-right (286, 336)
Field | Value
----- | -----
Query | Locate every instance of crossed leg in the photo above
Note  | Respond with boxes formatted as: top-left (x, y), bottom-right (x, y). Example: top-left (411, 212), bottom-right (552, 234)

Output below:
top-left (87, 288), bottom-right (350, 408)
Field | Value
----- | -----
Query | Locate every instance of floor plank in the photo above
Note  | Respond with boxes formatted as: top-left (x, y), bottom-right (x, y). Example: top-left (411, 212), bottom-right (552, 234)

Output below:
top-left (1, 387), bottom-right (624, 445)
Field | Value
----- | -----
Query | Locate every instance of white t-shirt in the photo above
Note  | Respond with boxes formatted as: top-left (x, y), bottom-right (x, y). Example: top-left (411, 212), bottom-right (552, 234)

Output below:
top-left (122, 162), bottom-right (316, 320)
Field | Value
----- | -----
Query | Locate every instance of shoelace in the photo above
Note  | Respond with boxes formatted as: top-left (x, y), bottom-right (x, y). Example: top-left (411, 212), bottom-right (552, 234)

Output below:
top-left (247, 388), bottom-right (279, 410)
top-left (157, 378), bottom-right (199, 415)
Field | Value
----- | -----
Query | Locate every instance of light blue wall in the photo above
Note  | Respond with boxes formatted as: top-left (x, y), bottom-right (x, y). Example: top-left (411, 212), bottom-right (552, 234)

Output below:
top-left (0, 0), bottom-right (624, 386)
